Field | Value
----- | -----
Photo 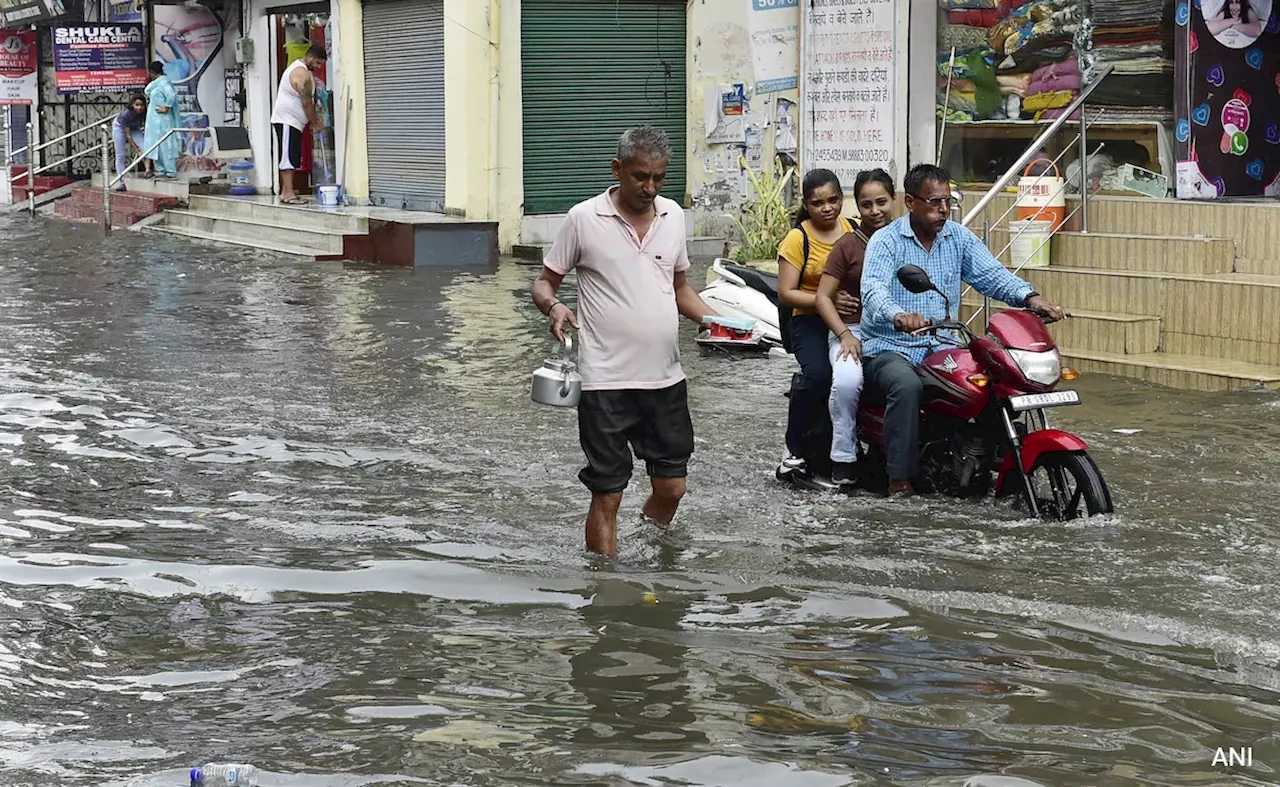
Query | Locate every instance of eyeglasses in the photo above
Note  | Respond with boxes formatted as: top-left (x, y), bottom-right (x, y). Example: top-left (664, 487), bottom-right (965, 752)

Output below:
top-left (909, 195), bottom-right (955, 209)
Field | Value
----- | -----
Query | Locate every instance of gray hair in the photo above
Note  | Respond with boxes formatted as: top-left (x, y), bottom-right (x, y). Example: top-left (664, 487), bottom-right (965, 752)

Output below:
top-left (617, 126), bottom-right (671, 163)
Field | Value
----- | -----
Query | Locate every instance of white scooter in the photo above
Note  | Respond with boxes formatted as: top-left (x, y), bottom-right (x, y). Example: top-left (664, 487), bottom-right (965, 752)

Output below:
top-left (695, 258), bottom-right (786, 355)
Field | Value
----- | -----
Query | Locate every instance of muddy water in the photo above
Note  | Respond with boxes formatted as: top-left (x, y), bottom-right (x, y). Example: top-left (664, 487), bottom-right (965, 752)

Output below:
top-left (0, 215), bottom-right (1276, 786)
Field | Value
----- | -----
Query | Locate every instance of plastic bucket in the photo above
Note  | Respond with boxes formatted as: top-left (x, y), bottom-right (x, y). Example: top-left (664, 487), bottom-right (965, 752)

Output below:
top-left (229, 160), bottom-right (253, 187)
top-left (1009, 219), bottom-right (1052, 268)
top-left (1016, 158), bottom-right (1066, 231)
top-left (316, 184), bottom-right (342, 207)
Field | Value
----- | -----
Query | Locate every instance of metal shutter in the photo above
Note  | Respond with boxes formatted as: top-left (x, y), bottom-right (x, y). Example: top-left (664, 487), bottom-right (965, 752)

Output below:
top-left (521, 0), bottom-right (687, 215)
top-left (362, 0), bottom-right (445, 211)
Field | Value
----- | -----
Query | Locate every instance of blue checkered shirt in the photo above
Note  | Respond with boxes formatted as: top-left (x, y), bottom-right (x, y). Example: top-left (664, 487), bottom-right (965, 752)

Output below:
top-left (861, 216), bottom-right (1036, 365)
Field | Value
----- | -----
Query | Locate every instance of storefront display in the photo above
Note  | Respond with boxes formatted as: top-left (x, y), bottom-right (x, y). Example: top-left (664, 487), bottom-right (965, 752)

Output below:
top-left (936, 0), bottom-right (1177, 189)
top-left (1174, 0), bottom-right (1280, 198)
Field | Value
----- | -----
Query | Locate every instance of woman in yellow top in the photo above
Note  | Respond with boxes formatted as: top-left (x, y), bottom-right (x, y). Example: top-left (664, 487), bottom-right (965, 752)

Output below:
top-left (776, 168), bottom-right (854, 475)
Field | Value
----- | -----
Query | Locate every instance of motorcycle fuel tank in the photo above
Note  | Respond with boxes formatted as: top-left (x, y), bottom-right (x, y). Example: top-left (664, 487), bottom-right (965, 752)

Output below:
top-left (916, 348), bottom-right (990, 420)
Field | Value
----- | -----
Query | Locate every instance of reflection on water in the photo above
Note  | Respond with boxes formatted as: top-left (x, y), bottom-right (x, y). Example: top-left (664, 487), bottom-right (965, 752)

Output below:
top-left (0, 214), bottom-right (1276, 785)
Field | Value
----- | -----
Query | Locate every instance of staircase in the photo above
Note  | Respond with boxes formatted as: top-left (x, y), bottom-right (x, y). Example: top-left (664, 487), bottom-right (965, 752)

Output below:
top-left (53, 182), bottom-right (178, 227)
top-left (965, 192), bottom-right (1280, 392)
top-left (157, 195), bottom-right (365, 259)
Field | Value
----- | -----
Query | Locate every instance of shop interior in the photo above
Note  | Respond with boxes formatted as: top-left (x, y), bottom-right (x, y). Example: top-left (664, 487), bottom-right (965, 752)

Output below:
top-left (269, 3), bottom-right (336, 196)
top-left (935, 0), bottom-right (1175, 195)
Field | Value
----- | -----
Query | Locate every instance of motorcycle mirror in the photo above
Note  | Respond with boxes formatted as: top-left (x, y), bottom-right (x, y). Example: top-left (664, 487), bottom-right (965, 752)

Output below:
top-left (897, 265), bottom-right (936, 295)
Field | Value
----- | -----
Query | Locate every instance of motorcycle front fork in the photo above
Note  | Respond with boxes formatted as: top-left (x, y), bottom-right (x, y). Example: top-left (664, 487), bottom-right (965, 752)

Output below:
top-left (1000, 408), bottom-right (1041, 519)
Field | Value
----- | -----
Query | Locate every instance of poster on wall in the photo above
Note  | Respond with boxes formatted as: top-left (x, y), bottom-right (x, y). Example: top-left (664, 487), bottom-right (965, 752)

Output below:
top-left (800, 0), bottom-right (905, 189)
top-left (0, 0), bottom-right (66, 26)
top-left (107, 0), bottom-right (143, 24)
top-left (747, 0), bottom-right (799, 94)
top-left (154, 0), bottom-right (239, 171)
top-left (0, 30), bottom-right (37, 106)
top-left (1174, 0), bottom-right (1280, 198)
top-left (53, 25), bottom-right (148, 94)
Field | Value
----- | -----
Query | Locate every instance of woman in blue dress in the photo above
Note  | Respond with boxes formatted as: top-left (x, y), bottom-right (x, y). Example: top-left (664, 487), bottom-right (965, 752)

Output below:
top-left (142, 61), bottom-right (179, 179)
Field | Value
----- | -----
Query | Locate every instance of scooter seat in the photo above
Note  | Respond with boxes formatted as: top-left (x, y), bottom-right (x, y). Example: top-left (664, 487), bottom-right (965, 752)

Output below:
top-left (722, 263), bottom-right (780, 304)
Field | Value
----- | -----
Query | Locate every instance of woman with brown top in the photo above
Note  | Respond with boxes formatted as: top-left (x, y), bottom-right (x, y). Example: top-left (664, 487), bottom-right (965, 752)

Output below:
top-left (813, 169), bottom-right (897, 486)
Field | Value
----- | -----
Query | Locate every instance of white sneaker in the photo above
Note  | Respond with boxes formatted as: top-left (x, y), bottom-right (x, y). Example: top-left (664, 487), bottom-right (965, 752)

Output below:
top-left (778, 454), bottom-right (807, 476)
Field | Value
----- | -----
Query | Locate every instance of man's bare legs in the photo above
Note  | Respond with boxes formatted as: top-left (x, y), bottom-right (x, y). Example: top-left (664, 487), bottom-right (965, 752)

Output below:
top-left (642, 476), bottom-right (686, 526)
top-left (585, 476), bottom-right (686, 557)
top-left (279, 170), bottom-right (295, 202)
top-left (585, 492), bottom-right (622, 556)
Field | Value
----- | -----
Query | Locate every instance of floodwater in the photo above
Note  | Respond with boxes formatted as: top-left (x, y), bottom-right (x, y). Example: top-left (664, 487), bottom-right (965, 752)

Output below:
top-left (0, 214), bottom-right (1276, 787)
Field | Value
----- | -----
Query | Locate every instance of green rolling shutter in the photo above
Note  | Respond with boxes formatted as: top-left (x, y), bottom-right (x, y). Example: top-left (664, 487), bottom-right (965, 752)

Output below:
top-left (521, 0), bottom-right (687, 215)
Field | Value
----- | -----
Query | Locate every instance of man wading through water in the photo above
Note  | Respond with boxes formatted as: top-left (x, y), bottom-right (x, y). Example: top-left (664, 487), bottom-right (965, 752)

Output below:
top-left (531, 126), bottom-right (719, 557)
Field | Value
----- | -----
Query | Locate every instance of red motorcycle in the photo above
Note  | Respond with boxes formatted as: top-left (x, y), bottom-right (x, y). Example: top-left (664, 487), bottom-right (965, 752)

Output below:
top-left (855, 265), bottom-right (1113, 520)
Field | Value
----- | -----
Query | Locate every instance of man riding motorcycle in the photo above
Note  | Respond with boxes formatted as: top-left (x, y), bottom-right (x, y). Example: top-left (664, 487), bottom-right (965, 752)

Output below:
top-left (860, 164), bottom-right (1067, 498)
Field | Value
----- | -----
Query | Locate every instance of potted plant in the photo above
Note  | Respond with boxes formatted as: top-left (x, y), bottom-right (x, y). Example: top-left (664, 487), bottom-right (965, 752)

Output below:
top-left (723, 157), bottom-right (795, 275)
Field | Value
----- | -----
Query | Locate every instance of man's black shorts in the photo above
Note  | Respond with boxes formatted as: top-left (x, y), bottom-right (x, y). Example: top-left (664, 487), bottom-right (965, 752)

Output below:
top-left (577, 381), bottom-right (694, 494)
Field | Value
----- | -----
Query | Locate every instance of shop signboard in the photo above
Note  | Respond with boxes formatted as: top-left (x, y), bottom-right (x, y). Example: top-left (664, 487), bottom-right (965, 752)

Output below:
top-left (0, 29), bottom-right (37, 106)
top-left (0, 0), bottom-right (66, 27)
top-left (1174, 0), bottom-right (1280, 198)
top-left (800, 0), bottom-right (907, 189)
top-left (53, 24), bottom-right (148, 94)
top-left (747, 0), bottom-right (799, 94)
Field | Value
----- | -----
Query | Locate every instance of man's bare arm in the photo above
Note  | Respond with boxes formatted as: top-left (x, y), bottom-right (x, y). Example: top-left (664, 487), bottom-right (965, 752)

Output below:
top-left (292, 69), bottom-right (321, 128)
top-left (673, 270), bottom-right (716, 324)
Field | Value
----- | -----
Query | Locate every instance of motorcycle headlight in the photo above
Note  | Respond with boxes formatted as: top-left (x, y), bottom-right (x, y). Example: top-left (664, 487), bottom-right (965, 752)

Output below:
top-left (1008, 348), bottom-right (1061, 386)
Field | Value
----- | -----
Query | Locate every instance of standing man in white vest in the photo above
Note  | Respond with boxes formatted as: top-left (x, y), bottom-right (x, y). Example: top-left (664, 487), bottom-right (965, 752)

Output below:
top-left (269, 43), bottom-right (326, 205)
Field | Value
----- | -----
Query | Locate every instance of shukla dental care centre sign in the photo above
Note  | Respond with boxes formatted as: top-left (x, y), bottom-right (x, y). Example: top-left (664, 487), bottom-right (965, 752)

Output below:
top-left (53, 25), bottom-right (148, 94)
top-left (800, 0), bottom-right (907, 189)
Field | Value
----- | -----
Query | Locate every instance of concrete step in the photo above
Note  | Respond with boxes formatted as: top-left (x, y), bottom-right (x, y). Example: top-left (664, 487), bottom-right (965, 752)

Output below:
top-left (1017, 266), bottom-right (1280, 350)
top-left (91, 172), bottom-right (189, 199)
top-left (1062, 349), bottom-right (1280, 392)
top-left (150, 224), bottom-right (327, 259)
top-left (961, 300), bottom-right (1160, 356)
top-left (189, 194), bottom-right (368, 234)
top-left (163, 210), bottom-right (348, 255)
top-left (963, 190), bottom-right (1280, 275)
top-left (990, 229), bottom-right (1235, 275)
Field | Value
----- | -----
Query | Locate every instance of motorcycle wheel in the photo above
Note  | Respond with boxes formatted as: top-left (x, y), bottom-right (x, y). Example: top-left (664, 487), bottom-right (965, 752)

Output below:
top-left (1018, 450), bottom-right (1113, 520)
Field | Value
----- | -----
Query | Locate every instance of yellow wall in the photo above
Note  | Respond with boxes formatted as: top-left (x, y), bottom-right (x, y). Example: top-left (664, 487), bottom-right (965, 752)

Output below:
top-left (334, 0), bottom-right (368, 200)
top-left (443, 0), bottom-right (497, 219)
top-left (686, 1), bottom-right (800, 237)
top-left (495, 0), bottom-right (524, 250)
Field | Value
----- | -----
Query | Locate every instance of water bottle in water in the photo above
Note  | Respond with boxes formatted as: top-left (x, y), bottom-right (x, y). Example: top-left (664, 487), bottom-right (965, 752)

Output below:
top-left (190, 763), bottom-right (258, 786)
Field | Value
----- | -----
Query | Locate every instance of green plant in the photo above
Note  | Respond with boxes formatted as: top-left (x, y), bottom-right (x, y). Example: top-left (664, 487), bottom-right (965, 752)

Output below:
top-left (725, 158), bottom-right (796, 263)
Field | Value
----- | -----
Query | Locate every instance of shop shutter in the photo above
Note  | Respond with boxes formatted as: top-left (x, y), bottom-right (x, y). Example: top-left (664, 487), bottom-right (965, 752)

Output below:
top-left (521, 0), bottom-right (687, 215)
top-left (361, 0), bottom-right (445, 211)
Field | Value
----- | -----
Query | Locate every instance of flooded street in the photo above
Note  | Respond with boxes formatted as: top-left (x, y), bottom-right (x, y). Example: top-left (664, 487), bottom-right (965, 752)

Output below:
top-left (0, 214), bottom-right (1277, 786)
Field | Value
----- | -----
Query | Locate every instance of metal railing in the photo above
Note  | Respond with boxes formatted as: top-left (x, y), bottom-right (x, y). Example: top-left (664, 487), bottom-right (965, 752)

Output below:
top-left (100, 125), bottom-right (210, 235)
top-left (958, 64), bottom-right (1116, 327)
top-left (5, 108), bottom-right (122, 214)
top-left (2, 106), bottom-right (211, 235)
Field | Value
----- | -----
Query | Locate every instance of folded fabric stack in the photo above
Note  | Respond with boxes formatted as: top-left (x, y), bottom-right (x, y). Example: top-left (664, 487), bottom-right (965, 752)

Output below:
top-left (1023, 58), bottom-right (1080, 119)
top-left (988, 0), bottom-right (1082, 65)
top-left (1086, 0), bottom-right (1174, 120)
top-left (937, 0), bottom-right (1041, 121)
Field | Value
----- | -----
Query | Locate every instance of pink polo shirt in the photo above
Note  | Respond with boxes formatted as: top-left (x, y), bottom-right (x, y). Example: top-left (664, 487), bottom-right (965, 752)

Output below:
top-left (544, 187), bottom-right (691, 392)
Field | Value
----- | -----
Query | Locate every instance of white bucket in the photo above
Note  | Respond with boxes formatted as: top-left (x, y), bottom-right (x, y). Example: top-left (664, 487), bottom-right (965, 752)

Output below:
top-left (316, 184), bottom-right (342, 207)
top-left (1009, 219), bottom-right (1052, 268)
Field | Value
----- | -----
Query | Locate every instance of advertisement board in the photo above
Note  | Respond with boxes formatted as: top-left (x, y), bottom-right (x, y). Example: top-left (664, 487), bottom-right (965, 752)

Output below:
top-left (53, 25), bottom-right (148, 94)
top-left (0, 29), bottom-right (36, 106)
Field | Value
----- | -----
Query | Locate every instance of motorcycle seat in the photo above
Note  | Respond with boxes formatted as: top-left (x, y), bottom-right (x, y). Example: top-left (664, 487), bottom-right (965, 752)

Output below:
top-left (722, 262), bottom-right (779, 304)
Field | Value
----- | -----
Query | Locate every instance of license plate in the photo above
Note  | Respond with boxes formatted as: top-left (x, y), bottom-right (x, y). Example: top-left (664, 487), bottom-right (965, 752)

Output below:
top-left (1008, 389), bottom-right (1081, 412)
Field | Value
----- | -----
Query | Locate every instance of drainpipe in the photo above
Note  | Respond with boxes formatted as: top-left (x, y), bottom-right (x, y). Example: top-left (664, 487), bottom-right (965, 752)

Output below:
top-left (488, 0), bottom-right (500, 225)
